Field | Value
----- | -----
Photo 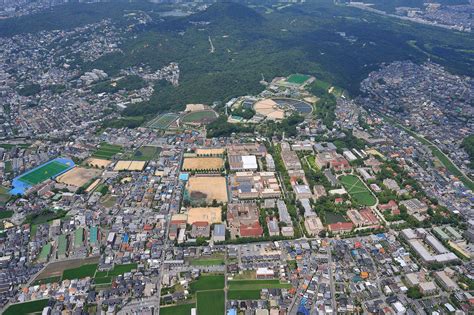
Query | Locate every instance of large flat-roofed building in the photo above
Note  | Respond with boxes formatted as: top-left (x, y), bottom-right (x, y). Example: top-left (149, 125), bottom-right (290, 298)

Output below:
top-left (280, 148), bottom-right (302, 170)
top-left (230, 172), bottom-right (281, 200)
top-left (228, 155), bottom-right (258, 171)
top-left (227, 203), bottom-right (263, 239)
top-left (434, 270), bottom-right (459, 291)
top-left (227, 143), bottom-right (267, 157)
top-left (401, 228), bottom-right (459, 264)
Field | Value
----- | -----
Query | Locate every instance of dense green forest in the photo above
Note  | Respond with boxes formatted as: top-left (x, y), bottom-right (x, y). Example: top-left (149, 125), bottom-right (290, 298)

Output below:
top-left (91, 76), bottom-right (147, 94)
top-left (4, 1), bottom-right (473, 119)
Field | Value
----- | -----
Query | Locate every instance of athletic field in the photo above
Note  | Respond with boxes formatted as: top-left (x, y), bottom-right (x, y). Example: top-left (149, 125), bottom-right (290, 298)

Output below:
top-left (340, 175), bottom-right (377, 206)
top-left (181, 110), bottom-right (218, 124)
top-left (92, 143), bottom-right (123, 159)
top-left (287, 74), bottom-right (311, 85)
top-left (147, 113), bottom-right (179, 129)
top-left (18, 161), bottom-right (69, 185)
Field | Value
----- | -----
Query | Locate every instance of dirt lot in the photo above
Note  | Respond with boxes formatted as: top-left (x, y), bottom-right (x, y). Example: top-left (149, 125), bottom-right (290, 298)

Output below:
top-left (182, 157), bottom-right (224, 171)
top-left (114, 161), bottom-right (146, 171)
top-left (34, 256), bottom-right (100, 280)
top-left (56, 167), bottom-right (101, 187)
top-left (187, 176), bottom-right (228, 203)
top-left (86, 158), bottom-right (111, 169)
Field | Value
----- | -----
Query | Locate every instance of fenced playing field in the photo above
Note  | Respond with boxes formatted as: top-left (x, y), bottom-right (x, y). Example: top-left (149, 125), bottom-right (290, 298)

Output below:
top-left (186, 176), bottom-right (228, 203)
top-left (182, 157), bottom-right (224, 171)
top-left (147, 113), bottom-right (179, 129)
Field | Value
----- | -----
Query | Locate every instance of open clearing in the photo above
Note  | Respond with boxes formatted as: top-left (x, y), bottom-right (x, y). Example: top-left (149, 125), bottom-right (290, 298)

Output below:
top-left (92, 143), bottom-right (123, 159)
top-left (0, 186), bottom-right (10, 206)
top-left (254, 98), bottom-right (285, 120)
top-left (56, 167), bottom-right (101, 187)
top-left (62, 263), bottom-right (98, 280)
top-left (114, 160), bottom-right (147, 171)
top-left (35, 257), bottom-right (100, 280)
top-left (3, 299), bottom-right (49, 315)
top-left (86, 158), bottom-right (111, 169)
top-left (18, 161), bottom-right (70, 185)
top-left (181, 110), bottom-right (218, 124)
top-left (182, 157), bottom-right (224, 171)
top-left (197, 290), bottom-right (224, 315)
top-left (147, 113), bottom-right (179, 129)
top-left (186, 176), bottom-right (228, 203)
top-left (160, 303), bottom-right (195, 315)
top-left (340, 175), bottom-right (377, 206)
top-left (132, 145), bottom-right (161, 161)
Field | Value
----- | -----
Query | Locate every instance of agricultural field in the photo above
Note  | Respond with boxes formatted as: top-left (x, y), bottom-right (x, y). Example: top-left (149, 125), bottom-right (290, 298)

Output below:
top-left (108, 263), bottom-right (137, 276)
top-left (181, 110), bottom-right (218, 125)
top-left (31, 276), bottom-right (61, 286)
top-left (189, 275), bottom-right (225, 292)
top-left (0, 210), bottom-right (13, 219)
top-left (147, 113), bottom-right (179, 129)
top-left (56, 167), bottom-right (101, 187)
top-left (182, 157), bottom-right (224, 171)
top-left (160, 303), bottom-right (195, 315)
top-left (186, 176), bottom-right (228, 204)
top-left (92, 143), bottom-right (123, 159)
top-left (339, 175), bottom-right (377, 206)
top-left (189, 257), bottom-right (225, 266)
top-left (3, 299), bottom-right (50, 315)
top-left (197, 290), bottom-right (224, 315)
top-left (18, 161), bottom-right (70, 185)
top-left (131, 145), bottom-right (161, 161)
top-left (62, 263), bottom-right (98, 280)
top-left (228, 289), bottom-right (261, 300)
top-left (228, 279), bottom-right (292, 290)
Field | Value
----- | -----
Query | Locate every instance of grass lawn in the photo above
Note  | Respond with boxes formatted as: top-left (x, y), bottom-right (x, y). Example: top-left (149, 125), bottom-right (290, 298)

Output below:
top-left (92, 143), bottom-right (123, 159)
top-left (228, 289), bottom-right (261, 300)
top-left (228, 279), bottom-right (292, 290)
top-left (190, 258), bottom-right (225, 266)
top-left (160, 303), bottom-right (195, 315)
top-left (62, 263), bottom-right (98, 280)
top-left (131, 145), bottom-right (161, 161)
top-left (190, 275), bottom-right (225, 292)
top-left (340, 175), bottom-right (377, 206)
top-left (18, 161), bottom-right (69, 185)
top-left (3, 299), bottom-right (49, 315)
top-left (197, 290), bottom-right (224, 315)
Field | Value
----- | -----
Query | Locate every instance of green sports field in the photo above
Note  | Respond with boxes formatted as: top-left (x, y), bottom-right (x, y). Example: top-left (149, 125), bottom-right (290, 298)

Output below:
top-left (340, 175), bottom-right (377, 206)
top-left (18, 161), bottom-right (69, 185)
top-left (147, 113), bottom-right (179, 129)
top-left (181, 110), bottom-right (218, 124)
top-left (287, 74), bottom-right (310, 85)
top-left (197, 290), bottom-right (224, 315)
top-left (92, 143), bottom-right (123, 159)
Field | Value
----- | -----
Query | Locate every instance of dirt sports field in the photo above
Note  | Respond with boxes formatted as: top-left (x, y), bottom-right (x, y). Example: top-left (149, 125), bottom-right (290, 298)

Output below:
top-left (114, 161), bottom-right (147, 171)
top-left (56, 167), bottom-right (101, 187)
top-left (187, 176), bottom-right (228, 203)
top-left (86, 158), bottom-right (111, 169)
top-left (182, 157), bottom-right (224, 171)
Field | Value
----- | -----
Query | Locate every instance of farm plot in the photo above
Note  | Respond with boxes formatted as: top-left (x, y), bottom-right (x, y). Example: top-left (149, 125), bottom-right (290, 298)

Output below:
top-left (186, 176), bottom-right (228, 204)
top-left (92, 143), bottom-right (123, 159)
top-left (62, 263), bottom-right (98, 280)
top-left (189, 275), bottom-right (225, 293)
top-left (228, 279), bottom-right (292, 290)
top-left (56, 167), bottom-right (101, 187)
top-left (182, 157), bottom-right (224, 171)
top-left (132, 146), bottom-right (161, 161)
top-left (339, 175), bottom-right (377, 206)
top-left (3, 299), bottom-right (50, 315)
top-left (0, 186), bottom-right (10, 206)
top-left (197, 290), bottom-right (225, 315)
top-left (160, 303), bottom-right (195, 315)
top-left (147, 113), bottom-right (179, 129)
